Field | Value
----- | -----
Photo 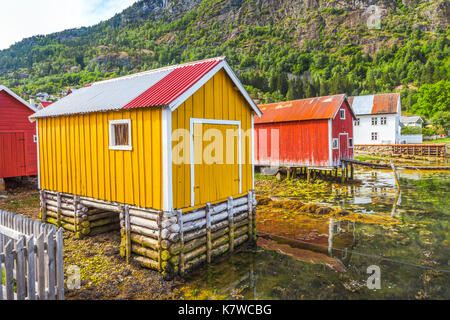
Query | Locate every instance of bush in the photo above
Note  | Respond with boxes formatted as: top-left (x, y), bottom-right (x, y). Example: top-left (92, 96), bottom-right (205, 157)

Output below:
top-left (422, 127), bottom-right (437, 137)
top-left (401, 126), bottom-right (422, 135)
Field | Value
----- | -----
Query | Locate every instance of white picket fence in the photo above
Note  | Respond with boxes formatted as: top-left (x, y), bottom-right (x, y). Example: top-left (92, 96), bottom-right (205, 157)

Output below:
top-left (0, 210), bottom-right (64, 300)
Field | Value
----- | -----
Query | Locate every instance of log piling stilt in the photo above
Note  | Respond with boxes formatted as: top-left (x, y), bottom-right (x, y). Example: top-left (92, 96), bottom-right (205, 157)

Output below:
top-left (206, 203), bottom-right (212, 264)
top-left (39, 190), bottom-right (256, 277)
top-left (228, 196), bottom-right (235, 253)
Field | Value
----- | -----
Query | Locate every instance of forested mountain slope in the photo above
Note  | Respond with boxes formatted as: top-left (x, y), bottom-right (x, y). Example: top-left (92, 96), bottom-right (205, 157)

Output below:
top-left (0, 0), bottom-right (448, 119)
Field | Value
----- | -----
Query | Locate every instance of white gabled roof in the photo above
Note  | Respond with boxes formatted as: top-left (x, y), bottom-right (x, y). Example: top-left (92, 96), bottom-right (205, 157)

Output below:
top-left (0, 85), bottom-right (37, 112)
top-left (400, 116), bottom-right (423, 124)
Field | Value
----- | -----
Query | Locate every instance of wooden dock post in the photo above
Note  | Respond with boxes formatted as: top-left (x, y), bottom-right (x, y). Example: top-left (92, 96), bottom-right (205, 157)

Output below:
top-left (307, 168), bottom-right (311, 183)
top-left (390, 159), bottom-right (401, 191)
top-left (227, 196), bottom-right (234, 253)
top-left (248, 191), bottom-right (253, 241)
top-left (73, 195), bottom-right (80, 235)
top-left (206, 203), bottom-right (212, 264)
top-left (350, 163), bottom-right (354, 180)
top-left (56, 192), bottom-right (61, 227)
top-left (40, 190), bottom-right (47, 222)
top-left (345, 163), bottom-right (349, 181)
top-left (177, 209), bottom-right (185, 275)
top-left (124, 204), bottom-right (131, 264)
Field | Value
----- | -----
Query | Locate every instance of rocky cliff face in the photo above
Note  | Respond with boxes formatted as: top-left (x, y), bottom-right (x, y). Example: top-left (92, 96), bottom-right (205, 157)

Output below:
top-left (111, 0), bottom-right (447, 50)
top-left (0, 0), bottom-right (446, 101)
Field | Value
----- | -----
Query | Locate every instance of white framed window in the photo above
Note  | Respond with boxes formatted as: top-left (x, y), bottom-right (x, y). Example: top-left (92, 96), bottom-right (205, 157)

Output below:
top-left (340, 109), bottom-right (345, 120)
top-left (354, 118), bottom-right (360, 126)
top-left (332, 138), bottom-right (339, 149)
top-left (380, 116), bottom-right (387, 125)
top-left (109, 119), bottom-right (132, 150)
top-left (33, 135), bottom-right (38, 143)
top-left (371, 117), bottom-right (378, 125)
top-left (371, 132), bottom-right (378, 141)
top-left (348, 137), bottom-right (353, 148)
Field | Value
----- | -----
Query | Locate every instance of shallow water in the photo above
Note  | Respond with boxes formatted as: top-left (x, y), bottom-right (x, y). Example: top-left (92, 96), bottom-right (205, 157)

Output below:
top-left (182, 168), bottom-right (450, 300)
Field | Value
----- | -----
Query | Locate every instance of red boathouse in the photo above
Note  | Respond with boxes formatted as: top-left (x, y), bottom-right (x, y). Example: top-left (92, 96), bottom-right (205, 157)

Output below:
top-left (0, 86), bottom-right (38, 180)
top-left (254, 94), bottom-right (356, 168)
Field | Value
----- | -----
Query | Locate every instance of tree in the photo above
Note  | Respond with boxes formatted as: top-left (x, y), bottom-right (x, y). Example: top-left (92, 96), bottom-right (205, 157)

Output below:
top-left (411, 80), bottom-right (450, 118)
top-left (431, 111), bottom-right (450, 134)
top-left (277, 72), bottom-right (289, 96)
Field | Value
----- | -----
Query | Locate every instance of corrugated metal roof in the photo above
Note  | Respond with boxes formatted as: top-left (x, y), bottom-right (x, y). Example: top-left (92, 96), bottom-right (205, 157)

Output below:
top-left (30, 69), bottom-right (171, 118)
top-left (400, 116), bottom-right (423, 124)
top-left (30, 57), bottom-right (225, 119)
top-left (124, 59), bottom-right (222, 109)
top-left (348, 93), bottom-right (399, 115)
top-left (255, 94), bottom-right (351, 124)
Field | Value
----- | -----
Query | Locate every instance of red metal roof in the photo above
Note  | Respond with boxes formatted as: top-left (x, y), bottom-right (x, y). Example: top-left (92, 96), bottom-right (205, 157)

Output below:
top-left (347, 93), bottom-right (400, 115)
top-left (255, 94), bottom-right (353, 124)
top-left (372, 93), bottom-right (399, 114)
top-left (40, 101), bottom-right (52, 108)
top-left (123, 58), bottom-right (223, 109)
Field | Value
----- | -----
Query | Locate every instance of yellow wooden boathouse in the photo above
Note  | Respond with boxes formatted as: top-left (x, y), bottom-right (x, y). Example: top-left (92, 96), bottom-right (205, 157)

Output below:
top-left (30, 57), bottom-right (261, 275)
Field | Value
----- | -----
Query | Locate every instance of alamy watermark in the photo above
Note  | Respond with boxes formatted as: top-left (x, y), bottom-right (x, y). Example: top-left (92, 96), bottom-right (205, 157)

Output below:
top-left (366, 265), bottom-right (381, 290)
top-left (66, 265), bottom-right (81, 290)
top-left (366, 5), bottom-right (382, 30)
top-left (171, 127), bottom-right (280, 168)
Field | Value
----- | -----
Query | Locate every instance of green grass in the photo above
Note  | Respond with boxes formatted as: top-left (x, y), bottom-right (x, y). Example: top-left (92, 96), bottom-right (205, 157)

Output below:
top-left (255, 173), bottom-right (275, 180)
top-left (354, 155), bottom-right (385, 162)
top-left (423, 138), bottom-right (450, 143)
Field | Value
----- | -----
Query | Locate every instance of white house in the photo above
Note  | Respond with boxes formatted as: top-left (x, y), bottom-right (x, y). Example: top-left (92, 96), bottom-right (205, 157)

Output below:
top-left (348, 93), bottom-right (401, 145)
top-left (398, 116), bottom-right (424, 144)
top-left (400, 116), bottom-right (424, 128)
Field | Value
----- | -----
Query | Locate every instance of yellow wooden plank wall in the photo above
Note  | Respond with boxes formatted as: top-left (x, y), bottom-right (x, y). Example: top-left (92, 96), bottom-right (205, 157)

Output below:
top-left (193, 123), bottom-right (239, 205)
top-left (172, 69), bottom-right (254, 209)
top-left (38, 108), bottom-right (163, 210)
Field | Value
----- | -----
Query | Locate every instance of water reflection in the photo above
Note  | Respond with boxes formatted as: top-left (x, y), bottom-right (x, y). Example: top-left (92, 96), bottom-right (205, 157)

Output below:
top-left (182, 169), bottom-right (450, 300)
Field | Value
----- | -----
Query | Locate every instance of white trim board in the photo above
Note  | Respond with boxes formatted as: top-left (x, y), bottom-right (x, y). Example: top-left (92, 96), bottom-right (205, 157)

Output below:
top-left (0, 85), bottom-right (37, 113)
top-left (251, 114), bottom-right (255, 190)
top-left (169, 60), bottom-right (262, 117)
top-left (332, 95), bottom-right (347, 120)
top-left (36, 120), bottom-right (40, 189)
top-left (162, 108), bottom-right (173, 211)
top-left (189, 118), bottom-right (242, 207)
top-left (339, 132), bottom-right (349, 161)
top-left (108, 119), bottom-right (132, 151)
top-left (328, 119), bottom-right (333, 167)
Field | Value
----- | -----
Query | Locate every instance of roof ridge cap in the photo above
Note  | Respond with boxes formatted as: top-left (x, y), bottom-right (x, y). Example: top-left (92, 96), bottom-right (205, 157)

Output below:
top-left (91, 56), bottom-right (226, 86)
top-left (259, 93), bottom-right (346, 107)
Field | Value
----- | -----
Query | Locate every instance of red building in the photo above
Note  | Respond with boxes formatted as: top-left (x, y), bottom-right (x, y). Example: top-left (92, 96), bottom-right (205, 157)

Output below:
top-left (0, 86), bottom-right (38, 180)
top-left (254, 94), bottom-right (356, 168)
top-left (39, 101), bottom-right (53, 109)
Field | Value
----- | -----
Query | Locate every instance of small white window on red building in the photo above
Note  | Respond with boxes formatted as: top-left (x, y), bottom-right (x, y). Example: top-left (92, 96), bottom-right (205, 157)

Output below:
top-left (371, 132), bottom-right (378, 141)
top-left (332, 138), bottom-right (339, 149)
top-left (348, 138), bottom-right (353, 148)
top-left (340, 109), bottom-right (345, 120)
top-left (109, 119), bottom-right (132, 150)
